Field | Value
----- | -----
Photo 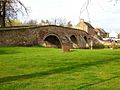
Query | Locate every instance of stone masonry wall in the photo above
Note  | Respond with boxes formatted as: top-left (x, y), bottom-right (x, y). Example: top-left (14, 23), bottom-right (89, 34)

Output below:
top-left (0, 25), bottom-right (97, 48)
top-left (0, 27), bottom-right (38, 46)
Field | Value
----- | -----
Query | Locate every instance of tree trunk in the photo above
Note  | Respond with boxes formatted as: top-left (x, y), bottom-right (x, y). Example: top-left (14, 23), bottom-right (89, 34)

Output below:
top-left (0, 16), bottom-right (5, 27)
top-left (0, 1), bottom-right (6, 27)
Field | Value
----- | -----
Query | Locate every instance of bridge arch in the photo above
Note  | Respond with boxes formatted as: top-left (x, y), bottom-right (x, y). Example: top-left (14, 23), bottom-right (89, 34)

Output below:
top-left (70, 35), bottom-right (78, 48)
top-left (43, 34), bottom-right (62, 48)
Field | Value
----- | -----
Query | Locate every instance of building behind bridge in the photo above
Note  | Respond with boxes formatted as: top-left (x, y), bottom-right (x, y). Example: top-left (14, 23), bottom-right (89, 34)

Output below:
top-left (76, 19), bottom-right (95, 36)
top-left (75, 19), bottom-right (108, 39)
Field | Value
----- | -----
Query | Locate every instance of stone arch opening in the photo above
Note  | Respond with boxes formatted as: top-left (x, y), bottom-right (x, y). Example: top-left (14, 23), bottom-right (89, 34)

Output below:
top-left (70, 35), bottom-right (78, 48)
top-left (43, 35), bottom-right (62, 48)
top-left (84, 36), bottom-right (89, 48)
top-left (84, 36), bottom-right (87, 43)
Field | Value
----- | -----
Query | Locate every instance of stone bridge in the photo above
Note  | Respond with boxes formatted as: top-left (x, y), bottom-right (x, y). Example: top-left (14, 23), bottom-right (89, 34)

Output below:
top-left (0, 25), bottom-right (97, 51)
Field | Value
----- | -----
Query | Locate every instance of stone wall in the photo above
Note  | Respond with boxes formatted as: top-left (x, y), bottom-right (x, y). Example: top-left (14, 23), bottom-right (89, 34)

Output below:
top-left (0, 26), bottom-right (38, 46)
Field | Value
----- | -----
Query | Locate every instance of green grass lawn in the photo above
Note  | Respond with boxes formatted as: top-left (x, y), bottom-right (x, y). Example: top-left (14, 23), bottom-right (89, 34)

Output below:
top-left (0, 47), bottom-right (120, 90)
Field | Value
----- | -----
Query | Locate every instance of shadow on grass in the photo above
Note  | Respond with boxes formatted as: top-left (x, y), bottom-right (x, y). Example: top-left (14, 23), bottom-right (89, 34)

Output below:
top-left (76, 75), bottom-right (120, 89)
top-left (0, 49), bottom-right (19, 55)
top-left (0, 58), bottom-right (119, 83)
top-left (70, 49), bottom-right (78, 52)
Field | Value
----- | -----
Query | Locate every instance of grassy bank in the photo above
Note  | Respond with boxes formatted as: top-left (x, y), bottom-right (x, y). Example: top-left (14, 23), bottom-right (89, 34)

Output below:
top-left (0, 47), bottom-right (120, 90)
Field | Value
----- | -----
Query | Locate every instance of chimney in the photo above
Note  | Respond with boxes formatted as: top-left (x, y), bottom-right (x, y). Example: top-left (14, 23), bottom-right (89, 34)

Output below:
top-left (80, 19), bottom-right (84, 23)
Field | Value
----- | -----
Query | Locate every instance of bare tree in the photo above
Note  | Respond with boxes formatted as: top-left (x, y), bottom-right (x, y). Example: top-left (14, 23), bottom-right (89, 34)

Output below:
top-left (39, 18), bottom-right (67, 26)
top-left (0, 0), bottom-right (28, 27)
top-left (24, 20), bottom-right (38, 25)
top-left (51, 18), bottom-right (67, 26)
top-left (112, 0), bottom-right (120, 5)
top-left (39, 19), bottom-right (51, 25)
top-left (67, 21), bottom-right (72, 28)
top-left (79, 0), bottom-right (120, 21)
top-left (112, 0), bottom-right (120, 3)
top-left (79, 0), bottom-right (91, 22)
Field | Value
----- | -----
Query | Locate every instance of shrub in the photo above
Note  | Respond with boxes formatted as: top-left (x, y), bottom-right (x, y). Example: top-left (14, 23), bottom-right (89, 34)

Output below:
top-left (93, 43), bottom-right (105, 49)
top-left (104, 44), bottom-right (120, 49)
top-left (104, 45), bottom-right (110, 48)
top-left (110, 44), bottom-right (120, 49)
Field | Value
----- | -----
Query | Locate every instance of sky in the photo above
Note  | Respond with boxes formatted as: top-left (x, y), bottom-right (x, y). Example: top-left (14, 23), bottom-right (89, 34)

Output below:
top-left (20, 0), bottom-right (120, 33)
